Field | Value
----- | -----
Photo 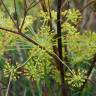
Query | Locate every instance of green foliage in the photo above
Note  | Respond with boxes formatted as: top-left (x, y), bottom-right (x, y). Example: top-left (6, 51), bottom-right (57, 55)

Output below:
top-left (24, 47), bottom-right (52, 82)
top-left (0, 3), bottom-right (96, 95)
top-left (67, 31), bottom-right (96, 65)
top-left (3, 62), bottom-right (20, 80)
top-left (32, 25), bottom-right (54, 48)
top-left (65, 8), bottom-right (82, 24)
top-left (65, 69), bottom-right (86, 87)
top-left (62, 22), bottom-right (78, 34)
top-left (2, 24), bottom-right (54, 82)
top-left (21, 15), bottom-right (35, 32)
top-left (39, 10), bottom-right (57, 22)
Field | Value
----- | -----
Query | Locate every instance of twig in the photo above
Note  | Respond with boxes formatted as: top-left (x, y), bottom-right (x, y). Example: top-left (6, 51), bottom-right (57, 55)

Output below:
top-left (0, 27), bottom-right (18, 34)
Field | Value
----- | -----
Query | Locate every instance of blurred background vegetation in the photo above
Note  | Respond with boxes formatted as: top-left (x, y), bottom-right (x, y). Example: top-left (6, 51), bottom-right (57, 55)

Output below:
top-left (0, 0), bottom-right (96, 96)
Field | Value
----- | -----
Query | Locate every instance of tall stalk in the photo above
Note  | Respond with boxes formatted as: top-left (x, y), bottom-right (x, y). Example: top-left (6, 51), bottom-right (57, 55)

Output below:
top-left (57, 0), bottom-right (68, 96)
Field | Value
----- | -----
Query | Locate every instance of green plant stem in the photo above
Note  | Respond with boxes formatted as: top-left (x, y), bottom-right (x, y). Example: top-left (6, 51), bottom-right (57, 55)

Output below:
top-left (79, 54), bottom-right (96, 96)
top-left (5, 73), bottom-right (12, 96)
top-left (14, 0), bottom-right (19, 30)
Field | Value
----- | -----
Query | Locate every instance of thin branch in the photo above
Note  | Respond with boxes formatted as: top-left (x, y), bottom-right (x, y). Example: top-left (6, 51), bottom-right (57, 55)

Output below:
top-left (39, 0), bottom-right (48, 12)
top-left (28, 0), bottom-right (36, 8)
top-left (80, 0), bottom-right (95, 12)
top-left (1, 0), bottom-right (17, 28)
top-left (14, 0), bottom-right (19, 30)
top-left (48, 0), bottom-right (52, 31)
top-left (61, 0), bottom-right (69, 10)
top-left (79, 54), bottom-right (96, 96)
top-left (27, 0), bottom-right (40, 11)
top-left (20, 0), bottom-right (40, 31)
top-left (5, 73), bottom-right (12, 96)
top-left (20, 0), bottom-right (27, 31)
top-left (0, 27), bottom-right (18, 34)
